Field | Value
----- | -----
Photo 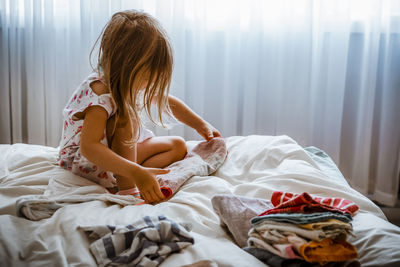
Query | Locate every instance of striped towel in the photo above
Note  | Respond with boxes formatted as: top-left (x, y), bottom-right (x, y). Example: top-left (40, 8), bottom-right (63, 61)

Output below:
top-left (258, 191), bottom-right (359, 217)
top-left (80, 215), bottom-right (194, 267)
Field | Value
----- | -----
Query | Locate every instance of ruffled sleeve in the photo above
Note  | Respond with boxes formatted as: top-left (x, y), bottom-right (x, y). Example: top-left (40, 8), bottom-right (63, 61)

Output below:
top-left (66, 86), bottom-right (116, 121)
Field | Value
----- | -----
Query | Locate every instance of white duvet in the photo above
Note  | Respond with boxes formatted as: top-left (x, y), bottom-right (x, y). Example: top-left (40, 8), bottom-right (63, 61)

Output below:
top-left (0, 135), bottom-right (399, 266)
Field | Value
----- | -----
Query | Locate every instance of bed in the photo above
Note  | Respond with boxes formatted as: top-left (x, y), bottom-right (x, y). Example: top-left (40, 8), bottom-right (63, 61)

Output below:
top-left (0, 135), bottom-right (399, 266)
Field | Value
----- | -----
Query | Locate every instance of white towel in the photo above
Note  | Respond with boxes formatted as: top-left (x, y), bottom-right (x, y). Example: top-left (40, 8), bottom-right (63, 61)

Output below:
top-left (16, 170), bottom-right (143, 220)
top-left (16, 193), bottom-right (143, 220)
top-left (157, 137), bottom-right (227, 198)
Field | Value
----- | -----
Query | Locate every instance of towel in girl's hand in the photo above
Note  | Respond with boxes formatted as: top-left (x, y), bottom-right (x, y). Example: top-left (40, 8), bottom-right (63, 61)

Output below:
top-left (157, 137), bottom-right (227, 198)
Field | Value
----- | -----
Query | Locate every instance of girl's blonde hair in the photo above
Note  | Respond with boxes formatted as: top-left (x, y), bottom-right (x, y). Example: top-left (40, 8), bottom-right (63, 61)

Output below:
top-left (90, 10), bottom-right (173, 142)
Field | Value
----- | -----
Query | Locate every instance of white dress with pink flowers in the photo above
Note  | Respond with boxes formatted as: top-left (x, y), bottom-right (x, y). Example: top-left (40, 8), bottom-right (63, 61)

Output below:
top-left (58, 72), bottom-right (154, 189)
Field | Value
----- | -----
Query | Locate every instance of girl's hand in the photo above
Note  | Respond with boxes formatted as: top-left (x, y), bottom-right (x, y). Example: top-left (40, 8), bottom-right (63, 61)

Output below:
top-left (196, 121), bottom-right (222, 141)
top-left (135, 167), bottom-right (169, 204)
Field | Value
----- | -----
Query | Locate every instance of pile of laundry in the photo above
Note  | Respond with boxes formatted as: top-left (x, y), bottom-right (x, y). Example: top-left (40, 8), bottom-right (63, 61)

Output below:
top-left (246, 191), bottom-right (359, 266)
top-left (212, 191), bottom-right (360, 267)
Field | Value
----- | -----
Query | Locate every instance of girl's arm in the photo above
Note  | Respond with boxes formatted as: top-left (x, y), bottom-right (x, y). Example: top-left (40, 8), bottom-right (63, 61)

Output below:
top-left (168, 95), bottom-right (221, 141)
top-left (80, 106), bottom-right (167, 203)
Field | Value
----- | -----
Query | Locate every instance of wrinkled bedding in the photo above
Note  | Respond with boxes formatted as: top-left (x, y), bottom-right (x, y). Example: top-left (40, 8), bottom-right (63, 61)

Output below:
top-left (0, 135), bottom-right (399, 266)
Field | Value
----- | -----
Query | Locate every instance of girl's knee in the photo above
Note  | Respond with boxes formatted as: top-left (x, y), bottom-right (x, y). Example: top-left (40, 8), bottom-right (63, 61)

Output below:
top-left (170, 136), bottom-right (187, 160)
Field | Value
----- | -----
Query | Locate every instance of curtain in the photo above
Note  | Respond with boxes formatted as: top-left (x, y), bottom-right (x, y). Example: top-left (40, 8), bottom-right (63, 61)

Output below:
top-left (1, 0), bottom-right (399, 206)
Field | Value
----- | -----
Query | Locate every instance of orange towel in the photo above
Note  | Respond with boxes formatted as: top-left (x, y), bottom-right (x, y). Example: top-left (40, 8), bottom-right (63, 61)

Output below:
top-left (298, 238), bottom-right (358, 265)
top-left (297, 219), bottom-right (352, 231)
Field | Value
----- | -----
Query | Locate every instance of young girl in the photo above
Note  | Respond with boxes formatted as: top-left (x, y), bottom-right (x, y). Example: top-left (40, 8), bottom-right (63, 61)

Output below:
top-left (58, 10), bottom-right (221, 204)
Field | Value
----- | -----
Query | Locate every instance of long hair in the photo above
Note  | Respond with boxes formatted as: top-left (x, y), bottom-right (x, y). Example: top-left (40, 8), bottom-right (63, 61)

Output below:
top-left (90, 10), bottom-right (173, 143)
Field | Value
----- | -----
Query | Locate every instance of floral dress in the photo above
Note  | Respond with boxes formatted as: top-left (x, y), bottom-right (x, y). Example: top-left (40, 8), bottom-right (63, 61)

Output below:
top-left (58, 72), bottom-right (154, 189)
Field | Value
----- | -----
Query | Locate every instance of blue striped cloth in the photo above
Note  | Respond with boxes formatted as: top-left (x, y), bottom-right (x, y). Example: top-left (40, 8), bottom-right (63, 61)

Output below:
top-left (80, 215), bottom-right (194, 267)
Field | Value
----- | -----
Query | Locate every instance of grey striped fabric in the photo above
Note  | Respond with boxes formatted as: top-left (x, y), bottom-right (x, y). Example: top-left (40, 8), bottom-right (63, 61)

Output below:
top-left (80, 215), bottom-right (194, 267)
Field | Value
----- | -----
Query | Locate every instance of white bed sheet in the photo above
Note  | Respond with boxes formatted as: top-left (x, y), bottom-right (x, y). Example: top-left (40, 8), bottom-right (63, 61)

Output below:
top-left (0, 135), bottom-right (399, 266)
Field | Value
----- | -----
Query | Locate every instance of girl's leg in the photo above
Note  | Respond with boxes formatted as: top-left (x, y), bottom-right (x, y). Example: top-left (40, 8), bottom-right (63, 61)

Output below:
top-left (106, 116), bottom-right (137, 190)
top-left (106, 116), bottom-right (187, 189)
top-left (137, 136), bottom-right (187, 168)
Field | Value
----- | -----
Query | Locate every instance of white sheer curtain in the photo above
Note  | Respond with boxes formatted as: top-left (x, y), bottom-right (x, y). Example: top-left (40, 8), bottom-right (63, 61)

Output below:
top-left (1, 0), bottom-right (399, 206)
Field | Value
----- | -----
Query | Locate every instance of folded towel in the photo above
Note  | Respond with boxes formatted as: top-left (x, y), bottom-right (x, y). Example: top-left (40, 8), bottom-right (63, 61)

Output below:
top-left (243, 247), bottom-right (360, 267)
top-left (259, 192), bottom-right (359, 216)
top-left (80, 215), bottom-right (194, 267)
top-left (251, 212), bottom-right (353, 225)
top-left (252, 220), bottom-right (349, 242)
top-left (247, 229), bottom-right (304, 259)
top-left (298, 238), bottom-right (358, 265)
top-left (297, 219), bottom-right (353, 233)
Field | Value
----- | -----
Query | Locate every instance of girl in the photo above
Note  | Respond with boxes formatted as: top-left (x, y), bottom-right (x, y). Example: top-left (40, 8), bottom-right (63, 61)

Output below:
top-left (59, 10), bottom-right (221, 204)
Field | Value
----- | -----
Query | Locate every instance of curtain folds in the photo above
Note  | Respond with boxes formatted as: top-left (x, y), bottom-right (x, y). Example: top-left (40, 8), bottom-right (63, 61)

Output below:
top-left (1, 0), bottom-right (399, 206)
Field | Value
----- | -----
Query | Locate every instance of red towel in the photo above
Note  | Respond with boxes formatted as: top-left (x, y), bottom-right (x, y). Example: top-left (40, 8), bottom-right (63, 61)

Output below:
top-left (259, 191), bottom-right (358, 216)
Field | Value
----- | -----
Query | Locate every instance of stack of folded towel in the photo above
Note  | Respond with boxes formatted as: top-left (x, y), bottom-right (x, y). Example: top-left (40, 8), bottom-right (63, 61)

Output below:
top-left (246, 191), bottom-right (359, 265)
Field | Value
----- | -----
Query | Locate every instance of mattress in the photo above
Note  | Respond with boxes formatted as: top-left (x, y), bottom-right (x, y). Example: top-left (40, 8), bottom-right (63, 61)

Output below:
top-left (0, 135), bottom-right (399, 266)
